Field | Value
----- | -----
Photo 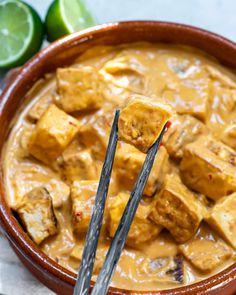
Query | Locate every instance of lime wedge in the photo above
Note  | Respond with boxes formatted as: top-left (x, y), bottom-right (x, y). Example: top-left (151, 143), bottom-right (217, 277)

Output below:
top-left (45, 0), bottom-right (96, 42)
top-left (0, 0), bottom-right (44, 69)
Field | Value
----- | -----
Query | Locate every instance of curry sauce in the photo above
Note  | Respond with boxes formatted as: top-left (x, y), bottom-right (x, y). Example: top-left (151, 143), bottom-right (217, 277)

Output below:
top-left (3, 43), bottom-right (236, 291)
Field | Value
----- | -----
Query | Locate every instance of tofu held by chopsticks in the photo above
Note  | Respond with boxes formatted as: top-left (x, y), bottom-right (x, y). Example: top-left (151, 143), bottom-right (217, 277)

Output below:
top-left (118, 94), bottom-right (173, 153)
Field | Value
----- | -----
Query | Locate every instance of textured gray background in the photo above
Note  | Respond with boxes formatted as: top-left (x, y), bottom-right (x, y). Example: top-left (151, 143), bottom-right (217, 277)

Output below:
top-left (0, 0), bottom-right (236, 294)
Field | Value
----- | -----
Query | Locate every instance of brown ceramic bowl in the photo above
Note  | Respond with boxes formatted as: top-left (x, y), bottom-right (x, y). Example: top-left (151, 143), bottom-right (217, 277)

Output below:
top-left (0, 21), bottom-right (236, 295)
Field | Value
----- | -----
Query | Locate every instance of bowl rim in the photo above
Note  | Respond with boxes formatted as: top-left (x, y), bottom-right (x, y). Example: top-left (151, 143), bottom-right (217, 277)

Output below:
top-left (0, 20), bottom-right (236, 294)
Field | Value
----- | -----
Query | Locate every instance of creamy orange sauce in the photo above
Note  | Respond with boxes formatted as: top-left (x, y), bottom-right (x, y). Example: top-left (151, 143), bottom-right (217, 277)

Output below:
top-left (3, 43), bottom-right (236, 291)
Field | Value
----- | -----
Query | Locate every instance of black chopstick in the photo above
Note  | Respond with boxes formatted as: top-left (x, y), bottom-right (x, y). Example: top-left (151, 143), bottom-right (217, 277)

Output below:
top-left (91, 122), bottom-right (168, 295)
top-left (73, 109), bottom-right (120, 295)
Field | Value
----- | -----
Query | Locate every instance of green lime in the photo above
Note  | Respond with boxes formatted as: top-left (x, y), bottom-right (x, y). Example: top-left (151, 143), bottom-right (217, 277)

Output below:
top-left (0, 0), bottom-right (44, 69)
top-left (45, 0), bottom-right (96, 42)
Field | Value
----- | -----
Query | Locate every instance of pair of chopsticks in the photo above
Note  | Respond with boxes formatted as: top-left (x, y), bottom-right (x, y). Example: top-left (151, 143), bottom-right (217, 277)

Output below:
top-left (73, 109), bottom-right (167, 295)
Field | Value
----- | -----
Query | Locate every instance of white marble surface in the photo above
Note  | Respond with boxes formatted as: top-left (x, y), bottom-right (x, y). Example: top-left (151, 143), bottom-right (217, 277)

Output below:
top-left (0, 0), bottom-right (236, 294)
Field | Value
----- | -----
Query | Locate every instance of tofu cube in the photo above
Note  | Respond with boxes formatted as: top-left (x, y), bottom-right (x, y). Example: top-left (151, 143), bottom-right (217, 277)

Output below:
top-left (16, 187), bottom-right (58, 244)
top-left (206, 193), bottom-right (236, 249)
top-left (71, 180), bottom-right (98, 234)
top-left (221, 123), bottom-right (236, 150)
top-left (46, 179), bottom-right (70, 208)
top-left (162, 78), bottom-right (211, 121)
top-left (118, 95), bottom-right (172, 153)
top-left (150, 175), bottom-right (204, 243)
top-left (207, 86), bottom-right (236, 139)
top-left (78, 110), bottom-right (113, 160)
top-left (115, 144), bottom-right (169, 197)
top-left (205, 64), bottom-right (236, 88)
top-left (107, 192), bottom-right (162, 247)
top-left (180, 136), bottom-right (236, 201)
top-left (101, 54), bottom-right (146, 93)
top-left (179, 239), bottom-right (232, 273)
top-left (70, 244), bottom-right (108, 274)
top-left (56, 67), bottom-right (104, 113)
top-left (27, 91), bottom-right (53, 121)
top-left (29, 104), bottom-right (80, 164)
top-left (163, 115), bottom-right (207, 161)
top-left (61, 149), bottom-right (98, 182)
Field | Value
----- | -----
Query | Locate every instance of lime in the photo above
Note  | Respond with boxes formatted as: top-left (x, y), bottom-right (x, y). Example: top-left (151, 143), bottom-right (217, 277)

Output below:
top-left (0, 0), bottom-right (44, 69)
top-left (45, 0), bottom-right (96, 42)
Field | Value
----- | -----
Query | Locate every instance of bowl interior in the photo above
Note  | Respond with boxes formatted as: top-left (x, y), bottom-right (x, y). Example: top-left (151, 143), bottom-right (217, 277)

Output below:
top-left (0, 21), bottom-right (236, 294)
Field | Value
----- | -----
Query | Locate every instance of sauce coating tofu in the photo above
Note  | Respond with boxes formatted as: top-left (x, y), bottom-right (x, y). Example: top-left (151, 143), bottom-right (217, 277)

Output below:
top-left (162, 78), bottom-right (211, 122)
top-left (150, 175), bottom-right (204, 243)
top-left (27, 91), bottom-right (53, 121)
top-left (205, 64), bottom-right (236, 88)
top-left (221, 123), bottom-right (236, 150)
top-left (29, 104), bottom-right (80, 164)
top-left (61, 149), bottom-right (97, 182)
top-left (179, 239), bottom-right (232, 273)
top-left (163, 115), bottom-right (207, 161)
top-left (46, 179), bottom-right (70, 208)
top-left (118, 95), bottom-right (172, 153)
top-left (101, 54), bottom-right (146, 93)
top-left (15, 187), bottom-right (58, 244)
top-left (78, 109), bottom-right (113, 160)
top-left (115, 144), bottom-right (169, 197)
top-left (206, 193), bottom-right (236, 249)
top-left (107, 192), bottom-right (162, 247)
top-left (180, 136), bottom-right (236, 201)
top-left (71, 180), bottom-right (98, 234)
top-left (70, 244), bottom-right (108, 274)
top-left (57, 67), bottom-right (104, 112)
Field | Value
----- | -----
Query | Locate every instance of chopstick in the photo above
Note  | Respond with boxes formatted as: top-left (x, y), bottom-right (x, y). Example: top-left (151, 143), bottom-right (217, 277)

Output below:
top-left (73, 109), bottom-right (120, 295)
top-left (91, 122), bottom-right (168, 295)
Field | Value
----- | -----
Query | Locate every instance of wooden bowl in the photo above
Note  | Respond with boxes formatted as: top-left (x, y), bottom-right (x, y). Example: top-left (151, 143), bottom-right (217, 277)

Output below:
top-left (0, 21), bottom-right (236, 295)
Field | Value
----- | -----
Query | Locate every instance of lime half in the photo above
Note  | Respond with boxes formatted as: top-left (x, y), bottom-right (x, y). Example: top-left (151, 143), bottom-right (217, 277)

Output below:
top-left (45, 0), bottom-right (96, 42)
top-left (0, 0), bottom-right (44, 69)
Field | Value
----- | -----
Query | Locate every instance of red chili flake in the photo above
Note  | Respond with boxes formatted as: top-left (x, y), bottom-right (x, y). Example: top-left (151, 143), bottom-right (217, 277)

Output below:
top-left (74, 212), bottom-right (83, 221)
top-left (208, 174), bottom-right (213, 180)
top-left (69, 121), bottom-right (77, 127)
top-left (166, 121), bottom-right (172, 129)
top-left (160, 142), bottom-right (164, 147)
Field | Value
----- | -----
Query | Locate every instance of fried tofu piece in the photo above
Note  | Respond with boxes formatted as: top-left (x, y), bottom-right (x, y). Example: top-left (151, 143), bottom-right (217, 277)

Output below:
top-left (180, 136), bottom-right (236, 201)
top-left (118, 95), bottom-right (172, 153)
top-left (115, 144), bottom-right (169, 196)
top-left (70, 244), bottom-right (108, 274)
top-left (221, 123), bottom-right (236, 150)
top-left (78, 110), bottom-right (113, 160)
top-left (15, 187), bottom-right (58, 244)
top-left (46, 179), bottom-right (70, 208)
top-left (107, 192), bottom-right (162, 247)
top-left (205, 65), bottom-right (236, 89)
top-left (207, 86), bottom-right (236, 138)
top-left (27, 91), bottom-right (53, 121)
top-left (179, 239), bottom-right (232, 273)
top-left (57, 67), bottom-right (104, 113)
top-left (71, 180), bottom-right (98, 234)
top-left (101, 54), bottom-right (146, 93)
top-left (150, 175), bottom-right (204, 243)
top-left (61, 149), bottom-right (98, 182)
top-left (206, 194), bottom-right (236, 249)
top-left (163, 78), bottom-right (211, 121)
top-left (29, 104), bottom-right (80, 165)
top-left (163, 115), bottom-right (207, 161)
